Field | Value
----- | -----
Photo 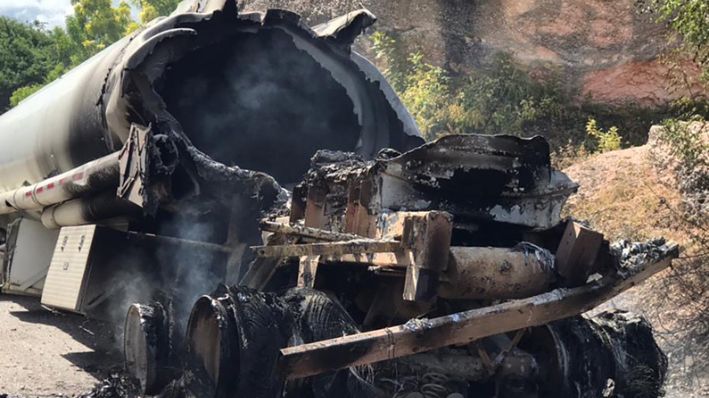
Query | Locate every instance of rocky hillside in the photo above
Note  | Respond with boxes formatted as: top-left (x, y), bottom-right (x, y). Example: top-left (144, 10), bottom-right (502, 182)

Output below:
top-left (563, 124), bottom-right (708, 397)
top-left (240, 0), bottom-right (704, 106)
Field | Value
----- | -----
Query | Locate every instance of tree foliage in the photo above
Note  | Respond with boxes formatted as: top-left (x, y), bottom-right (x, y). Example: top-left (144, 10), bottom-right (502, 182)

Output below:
top-left (131, 0), bottom-right (181, 24)
top-left (371, 31), bottom-right (708, 148)
top-left (638, 0), bottom-right (709, 80)
top-left (66, 0), bottom-right (138, 63)
top-left (372, 32), bottom-right (580, 142)
top-left (1, 0), bottom-right (180, 111)
top-left (586, 118), bottom-right (622, 153)
top-left (0, 18), bottom-right (68, 110)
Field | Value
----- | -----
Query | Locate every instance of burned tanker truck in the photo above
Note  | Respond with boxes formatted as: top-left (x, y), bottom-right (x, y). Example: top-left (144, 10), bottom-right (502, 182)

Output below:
top-left (0, 1), bottom-right (677, 397)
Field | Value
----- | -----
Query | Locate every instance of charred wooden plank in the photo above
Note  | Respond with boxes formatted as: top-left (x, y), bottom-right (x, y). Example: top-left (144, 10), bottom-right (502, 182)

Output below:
top-left (303, 186), bottom-right (329, 229)
top-left (278, 247), bottom-right (677, 380)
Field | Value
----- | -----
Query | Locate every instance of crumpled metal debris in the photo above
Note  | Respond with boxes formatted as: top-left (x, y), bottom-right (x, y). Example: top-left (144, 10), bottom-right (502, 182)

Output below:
top-left (79, 372), bottom-right (140, 398)
top-left (611, 238), bottom-right (674, 270)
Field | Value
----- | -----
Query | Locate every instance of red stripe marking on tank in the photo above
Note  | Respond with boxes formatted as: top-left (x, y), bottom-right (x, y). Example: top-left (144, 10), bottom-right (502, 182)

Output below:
top-left (36, 187), bottom-right (44, 194)
top-left (59, 177), bottom-right (68, 185)
top-left (73, 172), bottom-right (84, 181)
top-left (25, 191), bottom-right (32, 197)
top-left (47, 183), bottom-right (55, 190)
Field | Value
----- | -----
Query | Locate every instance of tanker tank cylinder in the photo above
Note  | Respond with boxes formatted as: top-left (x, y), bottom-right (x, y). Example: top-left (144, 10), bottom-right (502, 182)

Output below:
top-left (438, 243), bottom-right (557, 300)
top-left (0, 1), bottom-right (423, 215)
top-left (124, 303), bottom-right (175, 395)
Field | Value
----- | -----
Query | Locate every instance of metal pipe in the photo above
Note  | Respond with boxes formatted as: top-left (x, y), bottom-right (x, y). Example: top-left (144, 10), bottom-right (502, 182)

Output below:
top-left (39, 192), bottom-right (139, 229)
top-left (438, 244), bottom-right (556, 300)
top-left (0, 152), bottom-right (119, 215)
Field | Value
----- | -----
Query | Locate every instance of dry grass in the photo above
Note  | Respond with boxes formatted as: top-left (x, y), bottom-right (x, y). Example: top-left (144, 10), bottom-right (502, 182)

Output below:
top-left (563, 146), bottom-right (689, 242)
top-left (563, 144), bottom-right (708, 397)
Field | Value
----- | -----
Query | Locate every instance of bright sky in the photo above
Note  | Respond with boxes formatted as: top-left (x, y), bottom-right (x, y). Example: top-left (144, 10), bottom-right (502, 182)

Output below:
top-left (0, 0), bottom-right (138, 28)
top-left (0, 0), bottom-right (74, 28)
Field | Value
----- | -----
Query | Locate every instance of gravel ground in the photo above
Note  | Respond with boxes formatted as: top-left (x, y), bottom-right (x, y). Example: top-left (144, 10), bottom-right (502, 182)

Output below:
top-left (0, 295), bottom-right (120, 397)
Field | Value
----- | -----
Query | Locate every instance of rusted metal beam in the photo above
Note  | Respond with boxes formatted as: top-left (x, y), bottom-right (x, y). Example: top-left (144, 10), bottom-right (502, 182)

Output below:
top-left (260, 221), bottom-right (362, 242)
top-left (252, 240), bottom-right (400, 258)
top-left (278, 248), bottom-right (677, 380)
top-left (401, 211), bottom-right (452, 302)
top-left (124, 231), bottom-right (234, 253)
top-left (297, 255), bottom-right (321, 288)
top-left (555, 221), bottom-right (604, 286)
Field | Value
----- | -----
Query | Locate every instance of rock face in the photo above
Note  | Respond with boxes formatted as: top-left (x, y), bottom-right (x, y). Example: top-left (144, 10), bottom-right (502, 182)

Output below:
top-left (239, 0), bottom-right (703, 106)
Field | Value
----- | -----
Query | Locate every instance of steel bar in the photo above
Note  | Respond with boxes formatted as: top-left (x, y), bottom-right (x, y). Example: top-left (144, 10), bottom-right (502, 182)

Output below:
top-left (252, 240), bottom-right (400, 258)
top-left (124, 231), bottom-right (234, 254)
top-left (260, 221), bottom-right (363, 242)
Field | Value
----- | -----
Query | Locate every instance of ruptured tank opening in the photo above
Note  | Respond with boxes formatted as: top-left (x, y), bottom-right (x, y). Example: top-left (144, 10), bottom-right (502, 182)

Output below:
top-left (157, 28), bottom-right (362, 184)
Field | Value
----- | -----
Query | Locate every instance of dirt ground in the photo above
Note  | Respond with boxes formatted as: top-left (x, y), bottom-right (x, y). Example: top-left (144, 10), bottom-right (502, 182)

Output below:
top-left (0, 295), bottom-right (119, 397)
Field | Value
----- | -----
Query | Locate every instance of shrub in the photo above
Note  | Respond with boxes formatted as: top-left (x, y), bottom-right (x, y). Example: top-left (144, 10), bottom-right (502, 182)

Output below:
top-left (657, 117), bottom-right (708, 198)
top-left (369, 32), bottom-right (708, 146)
top-left (9, 84), bottom-right (43, 107)
top-left (586, 118), bottom-right (622, 153)
top-left (398, 52), bottom-right (453, 136)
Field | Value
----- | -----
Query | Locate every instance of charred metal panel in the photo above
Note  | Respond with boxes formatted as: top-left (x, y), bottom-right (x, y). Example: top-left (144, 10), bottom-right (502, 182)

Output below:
top-left (292, 134), bottom-right (578, 233)
top-left (376, 135), bottom-right (578, 229)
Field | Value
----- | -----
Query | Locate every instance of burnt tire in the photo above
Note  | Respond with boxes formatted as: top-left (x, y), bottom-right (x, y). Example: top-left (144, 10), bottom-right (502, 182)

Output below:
top-left (519, 311), bottom-right (667, 398)
top-left (185, 286), bottom-right (288, 398)
top-left (282, 288), bottom-right (375, 398)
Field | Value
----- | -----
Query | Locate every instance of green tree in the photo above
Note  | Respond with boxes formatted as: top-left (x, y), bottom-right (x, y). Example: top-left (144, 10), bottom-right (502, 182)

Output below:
top-left (451, 53), bottom-right (568, 136)
top-left (372, 32), bottom-right (454, 139)
top-left (585, 118), bottom-right (622, 153)
top-left (639, 0), bottom-right (709, 80)
top-left (5, 0), bottom-right (181, 110)
top-left (65, 0), bottom-right (138, 64)
top-left (130, 0), bottom-right (182, 24)
top-left (0, 18), bottom-right (65, 110)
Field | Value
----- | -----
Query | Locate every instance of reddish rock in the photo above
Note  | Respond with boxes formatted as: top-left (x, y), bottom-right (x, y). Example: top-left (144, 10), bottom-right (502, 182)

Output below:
top-left (582, 60), bottom-right (705, 106)
top-left (240, 0), bottom-right (705, 106)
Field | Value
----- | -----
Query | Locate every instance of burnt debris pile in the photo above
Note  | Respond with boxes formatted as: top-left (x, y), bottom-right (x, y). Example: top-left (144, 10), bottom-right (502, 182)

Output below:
top-left (117, 133), bottom-right (678, 398)
top-left (79, 372), bottom-right (141, 398)
top-left (0, 2), bottom-right (679, 397)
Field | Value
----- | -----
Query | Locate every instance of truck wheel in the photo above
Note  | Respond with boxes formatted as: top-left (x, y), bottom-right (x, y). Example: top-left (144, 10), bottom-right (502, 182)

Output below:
top-left (124, 303), bottom-right (173, 395)
top-left (282, 288), bottom-right (377, 398)
top-left (184, 286), bottom-right (287, 398)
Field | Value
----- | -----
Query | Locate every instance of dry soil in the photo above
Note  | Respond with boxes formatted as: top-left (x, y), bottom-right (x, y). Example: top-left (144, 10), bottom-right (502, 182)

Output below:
top-left (0, 295), bottom-right (119, 397)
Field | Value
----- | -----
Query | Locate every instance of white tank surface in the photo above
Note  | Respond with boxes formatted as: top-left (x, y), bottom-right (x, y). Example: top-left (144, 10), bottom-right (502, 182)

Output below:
top-left (0, 42), bottom-right (124, 191)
